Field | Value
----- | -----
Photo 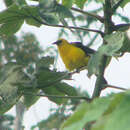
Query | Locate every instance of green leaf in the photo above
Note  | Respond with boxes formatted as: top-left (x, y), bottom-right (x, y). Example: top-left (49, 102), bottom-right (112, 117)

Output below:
top-left (37, 56), bottom-right (54, 69)
top-left (4, 0), bottom-right (14, 7)
top-left (24, 89), bottom-right (40, 108)
top-left (88, 51), bottom-right (103, 76)
top-left (37, 68), bottom-right (70, 87)
top-left (0, 19), bottom-right (24, 36)
top-left (41, 82), bottom-right (73, 104)
top-left (61, 97), bottom-right (111, 130)
top-left (102, 32), bottom-right (125, 56)
top-left (120, 0), bottom-right (130, 8)
top-left (96, 0), bottom-right (105, 3)
top-left (88, 32), bottom-right (124, 77)
top-left (39, 0), bottom-right (56, 11)
top-left (118, 32), bottom-right (130, 53)
top-left (62, 0), bottom-right (74, 8)
top-left (0, 4), bottom-right (24, 36)
top-left (36, 69), bottom-right (73, 104)
top-left (92, 91), bottom-right (130, 130)
top-left (40, 13), bottom-right (59, 25)
top-left (0, 63), bottom-right (24, 114)
top-left (15, 0), bottom-right (27, 8)
top-left (56, 4), bottom-right (74, 18)
top-left (22, 6), bottom-right (42, 27)
top-left (74, 0), bottom-right (87, 9)
top-left (36, 56), bottom-right (74, 104)
top-left (0, 4), bottom-right (21, 24)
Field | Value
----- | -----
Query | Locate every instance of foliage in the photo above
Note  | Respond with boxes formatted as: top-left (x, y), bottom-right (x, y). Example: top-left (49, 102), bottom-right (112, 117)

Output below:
top-left (61, 91), bottom-right (130, 130)
top-left (0, 0), bottom-right (130, 129)
top-left (0, 114), bottom-right (15, 130)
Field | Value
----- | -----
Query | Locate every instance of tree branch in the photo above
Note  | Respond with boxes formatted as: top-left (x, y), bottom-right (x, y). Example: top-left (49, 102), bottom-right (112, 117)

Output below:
top-left (92, 0), bottom-right (114, 99)
top-left (23, 92), bottom-right (91, 102)
top-left (24, 9), bottom-right (104, 37)
top-left (103, 84), bottom-right (127, 91)
top-left (114, 23), bottom-right (130, 31)
top-left (31, 16), bottom-right (104, 37)
top-left (71, 7), bottom-right (104, 23)
top-left (92, 56), bottom-right (108, 98)
top-left (103, 0), bottom-right (114, 34)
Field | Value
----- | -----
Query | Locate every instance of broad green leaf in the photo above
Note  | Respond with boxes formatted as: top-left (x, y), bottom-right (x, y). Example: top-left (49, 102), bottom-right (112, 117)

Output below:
top-left (0, 63), bottom-right (24, 114)
top-left (0, 19), bottom-right (24, 36)
top-left (36, 69), bottom-right (73, 104)
top-left (118, 32), bottom-right (130, 53)
top-left (88, 32), bottom-right (124, 77)
top-left (39, 13), bottom-right (59, 25)
top-left (0, 4), bottom-right (24, 36)
top-left (4, 0), bottom-right (14, 7)
top-left (74, 0), bottom-right (87, 9)
top-left (24, 89), bottom-right (40, 108)
top-left (62, 0), bottom-right (74, 8)
top-left (23, 6), bottom-right (42, 27)
top-left (41, 82), bottom-right (68, 104)
top-left (88, 51), bottom-right (103, 77)
top-left (102, 32), bottom-right (125, 56)
top-left (120, 0), bottom-right (130, 8)
top-left (0, 4), bottom-right (21, 24)
top-left (61, 97), bottom-right (111, 130)
top-left (36, 68), bottom-right (70, 87)
top-left (92, 91), bottom-right (130, 130)
top-left (36, 56), bottom-right (74, 104)
top-left (56, 82), bottom-right (77, 96)
top-left (56, 4), bottom-right (74, 18)
top-left (0, 4), bottom-right (41, 36)
top-left (38, 0), bottom-right (59, 24)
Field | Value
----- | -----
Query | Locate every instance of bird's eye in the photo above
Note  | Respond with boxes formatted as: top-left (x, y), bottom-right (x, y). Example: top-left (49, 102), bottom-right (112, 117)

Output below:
top-left (53, 40), bottom-right (62, 45)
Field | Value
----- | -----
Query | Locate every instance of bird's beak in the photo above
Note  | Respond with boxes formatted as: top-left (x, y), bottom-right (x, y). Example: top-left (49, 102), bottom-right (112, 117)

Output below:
top-left (52, 40), bottom-right (62, 45)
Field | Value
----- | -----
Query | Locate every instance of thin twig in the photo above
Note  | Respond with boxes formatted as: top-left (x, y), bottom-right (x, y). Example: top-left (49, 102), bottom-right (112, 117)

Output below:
top-left (23, 92), bottom-right (91, 101)
top-left (71, 7), bottom-right (104, 23)
top-left (103, 84), bottom-right (127, 91)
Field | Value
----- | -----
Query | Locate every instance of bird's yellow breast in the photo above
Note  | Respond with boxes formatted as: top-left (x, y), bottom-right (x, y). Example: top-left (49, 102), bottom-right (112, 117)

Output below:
top-left (57, 41), bottom-right (89, 71)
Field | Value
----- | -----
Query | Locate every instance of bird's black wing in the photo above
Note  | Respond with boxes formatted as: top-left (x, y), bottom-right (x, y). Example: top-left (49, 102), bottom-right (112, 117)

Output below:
top-left (70, 42), bottom-right (95, 56)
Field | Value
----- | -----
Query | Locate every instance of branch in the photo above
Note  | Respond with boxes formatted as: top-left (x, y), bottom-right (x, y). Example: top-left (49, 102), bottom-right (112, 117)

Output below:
top-left (92, 0), bottom-right (113, 98)
top-left (112, 0), bottom-right (124, 13)
top-left (25, 9), bottom-right (104, 37)
top-left (92, 56), bottom-right (108, 98)
top-left (103, 0), bottom-right (114, 34)
top-left (103, 84), bottom-right (127, 91)
top-left (23, 92), bottom-right (91, 102)
top-left (114, 23), bottom-right (130, 31)
top-left (71, 7), bottom-right (104, 23)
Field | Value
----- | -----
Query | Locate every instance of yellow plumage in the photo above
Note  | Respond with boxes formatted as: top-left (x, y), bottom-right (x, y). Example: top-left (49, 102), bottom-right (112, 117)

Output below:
top-left (53, 39), bottom-right (94, 71)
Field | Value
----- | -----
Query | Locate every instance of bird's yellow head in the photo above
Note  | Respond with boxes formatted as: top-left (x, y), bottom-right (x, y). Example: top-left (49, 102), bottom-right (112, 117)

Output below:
top-left (53, 38), bottom-right (68, 46)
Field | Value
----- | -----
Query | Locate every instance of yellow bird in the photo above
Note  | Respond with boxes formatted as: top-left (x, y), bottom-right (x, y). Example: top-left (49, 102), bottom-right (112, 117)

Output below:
top-left (53, 39), bottom-right (95, 71)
